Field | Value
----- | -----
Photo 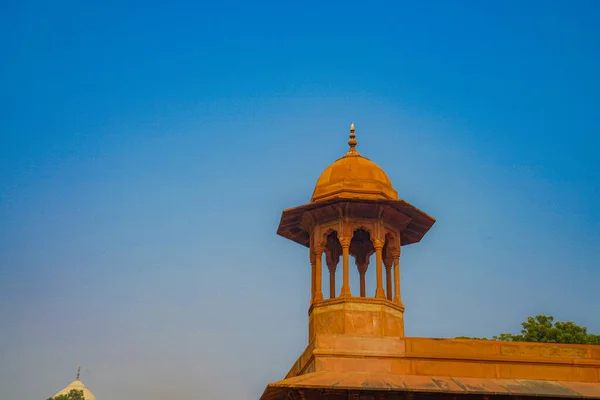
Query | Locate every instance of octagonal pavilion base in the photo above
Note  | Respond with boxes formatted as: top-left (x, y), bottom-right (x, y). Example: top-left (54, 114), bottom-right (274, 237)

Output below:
top-left (309, 297), bottom-right (405, 341)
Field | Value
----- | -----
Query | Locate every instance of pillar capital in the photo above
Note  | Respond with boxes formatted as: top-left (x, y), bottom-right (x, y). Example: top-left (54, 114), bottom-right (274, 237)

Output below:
top-left (339, 237), bottom-right (351, 248)
top-left (356, 260), bottom-right (369, 274)
top-left (383, 257), bottom-right (393, 269)
top-left (373, 238), bottom-right (385, 249)
top-left (312, 242), bottom-right (325, 254)
top-left (325, 253), bottom-right (338, 272)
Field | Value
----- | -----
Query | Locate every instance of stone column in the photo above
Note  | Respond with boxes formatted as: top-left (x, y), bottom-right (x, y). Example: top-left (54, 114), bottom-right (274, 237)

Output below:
top-left (357, 260), bottom-right (368, 297)
top-left (329, 268), bottom-right (335, 299)
top-left (314, 245), bottom-right (324, 302)
top-left (384, 258), bottom-right (393, 301)
top-left (340, 237), bottom-right (352, 297)
top-left (310, 250), bottom-right (316, 304)
top-left (374, 239), bottom-right (385, 299)
top-left (393, 249), bottom-right (402, 306)
top-left (326, 251), bottom-right (337, 299)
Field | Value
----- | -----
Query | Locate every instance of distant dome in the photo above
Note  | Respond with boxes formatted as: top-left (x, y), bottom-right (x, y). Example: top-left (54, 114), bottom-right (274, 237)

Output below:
top-left (311, 124), bottom-right (397, 203)
top-left (53, 377), bottom-right (96, 400)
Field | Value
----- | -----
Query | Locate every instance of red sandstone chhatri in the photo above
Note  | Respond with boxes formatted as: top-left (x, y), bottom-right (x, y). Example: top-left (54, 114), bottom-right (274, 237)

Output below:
top-left (260, 123), bottom-right (600, 400)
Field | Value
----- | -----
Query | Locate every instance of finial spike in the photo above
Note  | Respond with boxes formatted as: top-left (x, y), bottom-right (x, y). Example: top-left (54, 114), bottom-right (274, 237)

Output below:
top-left (348, 122), bottom-right (357, 152)
top-left (76, 366), bottom-right (81, 380)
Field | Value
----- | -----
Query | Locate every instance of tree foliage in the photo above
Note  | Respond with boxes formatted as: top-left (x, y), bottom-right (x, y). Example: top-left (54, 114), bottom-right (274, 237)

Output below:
top-left (458, 315), bottom-right (600, 345)
top-left (47, 389), bottom-right (85, 400)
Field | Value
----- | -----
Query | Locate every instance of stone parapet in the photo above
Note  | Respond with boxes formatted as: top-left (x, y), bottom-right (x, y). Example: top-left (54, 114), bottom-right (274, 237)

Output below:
top-left (285, 334), bottom-right (600, 383)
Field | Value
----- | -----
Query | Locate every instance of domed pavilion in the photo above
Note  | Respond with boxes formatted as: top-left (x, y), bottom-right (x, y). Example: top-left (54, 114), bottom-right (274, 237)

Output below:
top-left (260, 123), bottom-right (600, 400)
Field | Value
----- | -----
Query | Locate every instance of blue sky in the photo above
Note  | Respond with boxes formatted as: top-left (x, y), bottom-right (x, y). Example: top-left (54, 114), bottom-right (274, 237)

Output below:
top-left (1, 1), bottom-right (599, 399)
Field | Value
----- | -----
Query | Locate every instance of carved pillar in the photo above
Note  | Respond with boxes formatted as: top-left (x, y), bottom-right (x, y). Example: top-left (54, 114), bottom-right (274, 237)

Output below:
top-left (326, 251), bottom-right (337, 299)
top-left (329, 267), bottom-right (335, 299)
top-left (384, 258), bottom-right (393, 301)
top-left (374, 239), bottom-right (385, 299)
top-left (357, 259), bottom-right (368, 297)
top-left (393, 248), bottom-right (402, 305)
top-left (310, 250), bottom-right (316, 304)
top-left (325, 234), bottom-right (341, 299)
top-left (340, 237), bottom-right (352, 297)
top-left (314, 244), bottom-right (324, 302)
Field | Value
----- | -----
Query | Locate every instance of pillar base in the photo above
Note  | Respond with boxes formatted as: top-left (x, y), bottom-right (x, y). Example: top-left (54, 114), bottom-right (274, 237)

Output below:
top-left (339, 286), bottom-right (351, 297)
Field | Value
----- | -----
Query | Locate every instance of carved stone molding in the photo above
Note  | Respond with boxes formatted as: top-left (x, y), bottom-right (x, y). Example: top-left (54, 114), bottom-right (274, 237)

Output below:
top-left (339, 236), bottom-right (351, 248)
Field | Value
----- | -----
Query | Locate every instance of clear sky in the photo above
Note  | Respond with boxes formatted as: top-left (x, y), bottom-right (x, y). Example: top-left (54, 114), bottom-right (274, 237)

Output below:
top-left (1, 1), bottom-right (599, 399)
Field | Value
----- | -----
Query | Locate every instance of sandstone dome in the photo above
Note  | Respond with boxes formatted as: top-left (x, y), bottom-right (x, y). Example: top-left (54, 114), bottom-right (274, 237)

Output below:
top-left (311, 124), bottom-right (398, 203)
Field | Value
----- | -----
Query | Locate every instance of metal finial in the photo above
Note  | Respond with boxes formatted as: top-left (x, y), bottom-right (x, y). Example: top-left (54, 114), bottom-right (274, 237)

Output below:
top-left (76, 366), bottom-right (81, 380)
top-left (348, 122), bottom-right (357, 150)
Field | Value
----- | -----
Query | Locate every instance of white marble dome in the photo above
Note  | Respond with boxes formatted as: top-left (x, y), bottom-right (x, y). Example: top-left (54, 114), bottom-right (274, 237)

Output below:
top-left (53, 377), bottom-right (96, 400)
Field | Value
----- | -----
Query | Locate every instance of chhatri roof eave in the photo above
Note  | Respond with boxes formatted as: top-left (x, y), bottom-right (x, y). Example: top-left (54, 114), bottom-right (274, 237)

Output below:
top-left (278, 197), bottom-right (436, 224)
top-left (276, 197), bottom-right (436, 247)
top-left (261, 371), bottom-right (600, 399)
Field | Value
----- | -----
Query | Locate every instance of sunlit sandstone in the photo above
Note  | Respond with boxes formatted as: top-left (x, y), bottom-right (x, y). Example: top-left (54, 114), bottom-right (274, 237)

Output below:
top-left (260, 124), bottom-right (600, 400)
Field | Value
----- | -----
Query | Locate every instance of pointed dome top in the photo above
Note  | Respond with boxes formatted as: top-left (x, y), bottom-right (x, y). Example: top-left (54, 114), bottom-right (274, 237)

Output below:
top-left (311, 123), bottom-right (397, 203)
top-left (53, 369), bottom-right (96, 400)
top-left (347, 122), bottom-right (358, 153)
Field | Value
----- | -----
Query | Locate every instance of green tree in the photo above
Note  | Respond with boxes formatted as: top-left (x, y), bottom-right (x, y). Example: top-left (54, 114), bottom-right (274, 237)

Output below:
top-left (47, 389), bottom-right (85, 400)
top-left (458, 315), bottom-right (600, 345)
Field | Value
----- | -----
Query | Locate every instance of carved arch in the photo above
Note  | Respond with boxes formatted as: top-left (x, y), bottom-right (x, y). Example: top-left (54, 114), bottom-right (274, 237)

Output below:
top-left (349, 222), bottom-right (376, 243)
top-left (324, 231), bottom-right (342, 268)
top-left (320, 226), bottom-right (340, 247)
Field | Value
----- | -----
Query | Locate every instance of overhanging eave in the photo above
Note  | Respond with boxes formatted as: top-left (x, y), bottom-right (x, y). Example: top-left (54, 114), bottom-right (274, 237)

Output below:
top-left (261, 371), bottom-right (600, 400)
